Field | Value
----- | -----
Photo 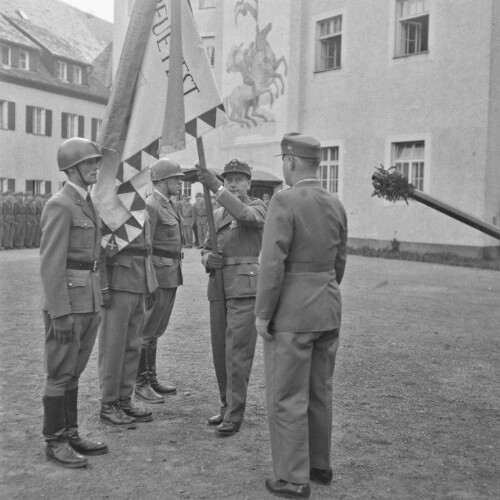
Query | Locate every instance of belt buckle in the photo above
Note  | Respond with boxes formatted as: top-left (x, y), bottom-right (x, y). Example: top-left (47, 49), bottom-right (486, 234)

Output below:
top-left (92, 260), bottom-right (99, 272)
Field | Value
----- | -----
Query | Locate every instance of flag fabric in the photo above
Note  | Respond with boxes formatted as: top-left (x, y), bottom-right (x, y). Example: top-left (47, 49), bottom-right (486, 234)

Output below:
top-left (93, 0), bottom-right (227, 255)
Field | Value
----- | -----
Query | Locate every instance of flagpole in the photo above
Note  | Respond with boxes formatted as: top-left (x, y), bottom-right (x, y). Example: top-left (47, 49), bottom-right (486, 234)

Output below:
top-left (196, 137), bottom-right (227, 327)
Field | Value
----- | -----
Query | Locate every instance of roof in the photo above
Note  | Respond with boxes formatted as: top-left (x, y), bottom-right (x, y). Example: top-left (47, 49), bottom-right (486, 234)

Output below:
top-left (0, 0), bottom-right (112, 63)
top-left (0, 0), bottom-right (112, 101)
top-left (0, 14), bottom-right (39, 49)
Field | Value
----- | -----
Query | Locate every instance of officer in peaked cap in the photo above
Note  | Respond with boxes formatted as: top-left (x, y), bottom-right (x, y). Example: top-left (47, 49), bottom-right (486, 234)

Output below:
top-left (256, 132), bottom-right (348, 498)
top-left (134, 158), bottom-right (184, 404)
top-left (39, 138), bottom-right (108, 468)
top-left (197, 158), bottom-right (267, 436)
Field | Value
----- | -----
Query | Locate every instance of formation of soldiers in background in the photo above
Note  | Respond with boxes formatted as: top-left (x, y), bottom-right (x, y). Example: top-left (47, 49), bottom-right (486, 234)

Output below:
top-left (0, 191), bottom-right (52, 250)
top-left (0, 189), bottom-right (255, 252)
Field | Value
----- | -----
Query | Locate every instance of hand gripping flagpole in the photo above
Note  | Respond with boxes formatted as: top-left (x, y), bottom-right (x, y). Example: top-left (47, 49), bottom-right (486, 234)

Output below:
top-left (196, 138), bottom-right (227, 329)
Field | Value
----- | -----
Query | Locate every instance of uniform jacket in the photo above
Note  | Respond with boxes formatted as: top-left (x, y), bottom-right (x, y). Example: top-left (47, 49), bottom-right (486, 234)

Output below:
top-left (193, 200), bottom-right (208, 222)
top-left (26, 199), bottom-right (36, 222)
top-left (203, 190), bottom-right (266, 300)
top-left (255, 179), bottom-right (348, 332)
top-left (105, 215), bottom-right (158, 294)
top-left (147, 190), bottom-right (183, 288)
top-left (40, 183), bottom-right (104, 318)
top-left (14, 198), bottom-right (25, 222)
top-left (3, 196), bottom-right (14, 223)
top-left (180, 202), bottom-right (194, 225)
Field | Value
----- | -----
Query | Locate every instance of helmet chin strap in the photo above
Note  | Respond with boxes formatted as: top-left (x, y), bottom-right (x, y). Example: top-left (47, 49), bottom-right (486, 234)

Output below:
top-left (75, 164), bottom-right (91, 188)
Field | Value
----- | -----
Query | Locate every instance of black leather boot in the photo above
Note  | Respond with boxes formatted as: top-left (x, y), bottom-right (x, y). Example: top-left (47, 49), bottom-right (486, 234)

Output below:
top-left (135, 348), bottom-right (165, 403)
top-left (148, 345), bottom-right (177, 395)
top-left (100, 402), bottom-right (137, 429)
top-left (43, 395), bottom-right (87, 468)
top-left (119, 397), bottom-right (153, 422)
top-left (65, 388), bottom-right (108, 455)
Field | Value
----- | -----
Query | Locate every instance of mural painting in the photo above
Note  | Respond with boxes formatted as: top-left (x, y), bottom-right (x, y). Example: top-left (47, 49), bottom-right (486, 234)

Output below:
top-left (223, 0), bottom-right (288, 129)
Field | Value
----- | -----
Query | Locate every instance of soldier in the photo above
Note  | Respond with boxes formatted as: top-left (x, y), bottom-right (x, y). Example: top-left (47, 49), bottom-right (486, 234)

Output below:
top-left (3, 190), bottom-right (15, 249)
top-left (40, 137), bottom-right (108, 468)
top-left (13, 192), bottom-right (26, 248)
top-left (135, 159), bottom-right (183, 404)
top-left (255, 133), bottom-right (348, 499)
top-left (180, 195), bottom-right (194, 248)
top-left (198, 159), bottom-right (267, 436)
top-left (24, 191), bottom-right (36, 248)
top-left (34, 193), bottom-right (44, 247)
top-left (193, 192), bottom-right (208, 248)
top-left (98, 203), bottom-right (158, 427)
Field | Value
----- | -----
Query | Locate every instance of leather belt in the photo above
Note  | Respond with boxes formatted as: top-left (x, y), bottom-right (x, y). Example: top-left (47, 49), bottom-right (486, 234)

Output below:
top-left (117, 248), bottom-right (150, 257)
top-left (222, 256), bottom-right (259, 265)
top-left (152, 248), bottom-right (184, 260)
top-left (67, 259), bottom-right (99, 272)
top-left (284, 260), bottom-right (335, 273)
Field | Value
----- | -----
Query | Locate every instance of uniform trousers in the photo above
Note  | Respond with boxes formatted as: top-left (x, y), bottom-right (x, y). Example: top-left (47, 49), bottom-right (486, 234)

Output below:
top-left (181, 223), bottom-right (193, 247)
top-left (98, 290), bottom-right (145, 403)
top-left (196, 218), bottom-right (208, 246)
top-left (43, 310), bottom-right (101, 397)
top-left (4, 222), bottom-right (14, 248)
top-left (210, 297), bottom-right (258, 423)
top-left (0, 221), bottom-right (3, 248)
top-left (263, 329), bottom-right (339, 484)
top-left (142, 287), bottom-right (177, 348)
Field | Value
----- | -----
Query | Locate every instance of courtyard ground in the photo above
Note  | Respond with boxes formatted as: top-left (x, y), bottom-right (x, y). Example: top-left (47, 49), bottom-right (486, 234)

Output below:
top-left (0, 249), bottom-right (499, 499)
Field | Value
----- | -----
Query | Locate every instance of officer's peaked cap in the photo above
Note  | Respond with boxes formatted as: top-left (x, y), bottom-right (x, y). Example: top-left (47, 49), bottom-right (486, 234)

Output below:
top-left (277, 132), bottom-right (321, 159)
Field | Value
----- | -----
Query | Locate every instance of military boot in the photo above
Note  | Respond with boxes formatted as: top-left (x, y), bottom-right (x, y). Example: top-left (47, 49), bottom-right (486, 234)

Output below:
top-left (134, 348), bottom-right (165, 403)
top-left (119, 397), bottom-right (153, 422)
top-left (65, 387), bottom-right (108, 455)
top-left (148, 345), bottom-right (177, 395)
top-left (43, 395), bottom-right (87, 468)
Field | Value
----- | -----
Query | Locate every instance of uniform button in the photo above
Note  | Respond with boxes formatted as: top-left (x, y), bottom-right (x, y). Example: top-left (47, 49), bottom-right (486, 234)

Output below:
top-left (68, 282), bottom-right (73, 286)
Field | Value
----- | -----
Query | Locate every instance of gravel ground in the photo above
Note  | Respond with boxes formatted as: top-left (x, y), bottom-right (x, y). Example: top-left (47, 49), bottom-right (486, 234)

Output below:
top-left (0, 248), bottom-right (499, 499)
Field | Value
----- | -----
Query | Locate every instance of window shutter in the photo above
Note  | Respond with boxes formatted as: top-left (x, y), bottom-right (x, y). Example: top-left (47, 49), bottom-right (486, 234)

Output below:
top-left (91, 118), bottom-right (97, 142)
top-left (8, 101), bottom-right (15, 130)
top-left (67, 63), bottom-right (73, 82)
top-left (26, 105), bottom-right (33, 133)
top-left (61, 112), bottom-right (68, 138)
top-left (78, 115), bottom-right (84, 137)
top-left (11, 47), bottom-right (19, 68)
top-left (45, 181), bottom-right (52, 194)
top-left (45, 110), bottom-right (52, 137)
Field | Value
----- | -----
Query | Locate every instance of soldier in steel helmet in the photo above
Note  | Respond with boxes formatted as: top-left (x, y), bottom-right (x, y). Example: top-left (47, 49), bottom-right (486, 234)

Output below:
top-left (197, 158), bottom-right (267, 436)
top-left (134, 158), bottom-right (184, 404)
top-left (39, 137), bottom-right (108, 468)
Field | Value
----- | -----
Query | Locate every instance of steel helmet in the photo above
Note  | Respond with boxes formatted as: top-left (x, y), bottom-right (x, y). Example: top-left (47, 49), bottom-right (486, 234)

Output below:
top-left (57, 138), bottom-right (102, 171)
top-left (150, 158), bottom-right (184, 181)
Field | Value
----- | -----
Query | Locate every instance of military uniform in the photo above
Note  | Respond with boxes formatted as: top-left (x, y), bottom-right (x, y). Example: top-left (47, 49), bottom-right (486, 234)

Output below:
top-left (98, 217), bottom-right (158, 425)
top-left (25, 193), bottom-right (36, 248)
top-left (13, 192), bottom-right (26, 248)
top-left (201, 161), bottom-right (267, 431)
top-left (255, 134), bottom-right (348, 494)
top-left (0, 194), bottom-right (4, 250)
top-left (180, 199), bottom-right (194, 247)
top-left (193, 197), bottom-right (208, 247)
top-left (136, 182), bottom-right (183, 402)
top-left (34, 195), bottom-right (44, 247)
top-left (3, 192), bottom-right (15, 249)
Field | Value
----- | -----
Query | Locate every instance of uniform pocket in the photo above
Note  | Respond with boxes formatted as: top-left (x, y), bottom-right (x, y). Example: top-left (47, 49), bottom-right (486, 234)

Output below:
top-left (66, 273), bottom-right (89, 309)
top-left (234, 263), bottom-right (259, 295)
top-left (70, 218), bottom-right (95, 249)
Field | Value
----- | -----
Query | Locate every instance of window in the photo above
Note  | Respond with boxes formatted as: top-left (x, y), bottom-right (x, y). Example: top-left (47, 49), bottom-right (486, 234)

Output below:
top-left (26, 180), bottom-right (43, 194)
top-left (57, 60), bottom-right (68, 81)
top-left (91, 117), bottom-right (102, 142)
top-left (202, 37), bottom-right (215, 67)
top-left (396, 0), bottom-right (429, 56)
top-left (316, 15), bottom-right (342, 71)
top-left (182, 181), bottom-right (192, 198)
top-left (1, 44), bottom-right (11, 66)
top-left (199, 0), bottom-right (215, 8)
top-left (393, 141), bottom-right (425, 190)
top-left (0, 100), bottom-right (15, 130)
top-left (1, 178), bottom-right (16, 192)
top-left (26, 106), bottom-right (52, 136)
top-left (319, 147), bottom-right (339, 194)
top-left (73, 65), bottom-right (82, 84)
top-left (62, 112), bottom-right (84, 138)
top-left (19, 50), bottom-right (29, 70)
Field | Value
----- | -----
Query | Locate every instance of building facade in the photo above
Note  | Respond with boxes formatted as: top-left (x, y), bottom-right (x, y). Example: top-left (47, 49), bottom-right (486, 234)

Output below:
top-left (0, 0), bottom-right (112, 194)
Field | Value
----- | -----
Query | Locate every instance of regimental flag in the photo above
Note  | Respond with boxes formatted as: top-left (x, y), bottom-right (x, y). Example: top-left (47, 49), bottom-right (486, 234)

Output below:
top-left (93, 0), bottom-right (227, 255)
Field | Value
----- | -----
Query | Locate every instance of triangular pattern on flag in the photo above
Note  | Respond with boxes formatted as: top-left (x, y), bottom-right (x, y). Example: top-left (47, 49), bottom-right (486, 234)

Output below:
top-left (119, 191), bottom-right (139, 211)
top-left (143, 138), bottom-right (160, 158)
top-left (124, 150), bottom-right (143, 172)
top-left (130, 193), bottom-right (145, 212)
top-left (116, 180), bottom-right (136, 195)
top-left (124, 215), bottom-right (143, 229)
top-left (185, 119), bottom-right (197, 139)
top-left (124, 223), bottom-right (142, 243)
top-left (199, 107), bottom-right (218, 128)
